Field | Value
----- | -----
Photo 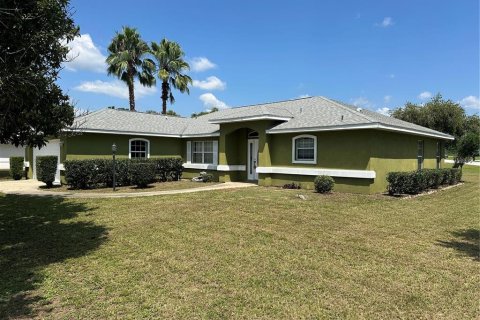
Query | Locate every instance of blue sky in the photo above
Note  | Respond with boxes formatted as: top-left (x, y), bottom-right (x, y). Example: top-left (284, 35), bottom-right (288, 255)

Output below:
top-left (60, 0), bottom-right (479, 116)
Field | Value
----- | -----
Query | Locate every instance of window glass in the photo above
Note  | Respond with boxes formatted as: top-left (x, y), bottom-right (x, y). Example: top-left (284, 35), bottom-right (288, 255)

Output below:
top-left (191, 141), bottom-right (215, 164)
top-left (130, 140), bottom-right (147, 158)
top-left (417, 140), bottom-right (424, 170)
top-left (436, 142), bottom-right (442, 169)
top-left (203, 153), bottom-right (214, 164)
top-left (192, 153), bottom-right (203, 163)
top-left (295, 137), bottom-right (315, 161)
top-left (193, 141), bottom-right (203, 152)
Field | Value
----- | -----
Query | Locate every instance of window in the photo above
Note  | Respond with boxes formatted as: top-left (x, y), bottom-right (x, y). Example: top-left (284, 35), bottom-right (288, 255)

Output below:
top-left (417, 140), bottom-right (424, 170)
top-left (292, 135), bottom-right (317, 164)
top-left (129, 138), bottom-right (149, 159)
top-left (436, 141), bottom-right (442, 169)
top-left (192, 141), bottom-right (214, 164)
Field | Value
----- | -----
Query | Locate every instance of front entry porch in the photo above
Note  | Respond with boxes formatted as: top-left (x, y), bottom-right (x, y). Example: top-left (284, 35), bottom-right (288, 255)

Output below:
top-left (217, 121), bottom-right (276, 184)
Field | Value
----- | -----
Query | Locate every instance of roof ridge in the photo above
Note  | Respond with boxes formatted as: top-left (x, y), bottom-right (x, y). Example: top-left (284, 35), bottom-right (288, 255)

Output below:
top-left (227, 95), bottom-right (315, 110)
top-left (320, 97), bottom-right (377, 123)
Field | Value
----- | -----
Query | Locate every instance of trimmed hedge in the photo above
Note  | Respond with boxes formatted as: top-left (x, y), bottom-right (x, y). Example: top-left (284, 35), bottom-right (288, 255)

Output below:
top-left (9, 157), bottom-right (24, 180)
top-left (63, 158), bottom-right (183, 189)
top-left (155, 157), bottom-right (183, 182)
top-left (387, 168), bottom-right (462, 195)
top-left (130, 162), bottom-right (156, 187)
top-left (314, 175), bottom-right (334, 193)
top-left (36, 156), bottom-right (58, 188)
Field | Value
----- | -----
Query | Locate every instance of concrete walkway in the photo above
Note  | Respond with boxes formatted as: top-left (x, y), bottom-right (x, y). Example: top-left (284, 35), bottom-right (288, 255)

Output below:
top-left (0, 180), bottom-right (256, 198)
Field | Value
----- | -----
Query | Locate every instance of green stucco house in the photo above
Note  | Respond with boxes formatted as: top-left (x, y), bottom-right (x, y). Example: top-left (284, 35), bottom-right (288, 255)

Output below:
top-left (0, 96), bottom-right (454, 193)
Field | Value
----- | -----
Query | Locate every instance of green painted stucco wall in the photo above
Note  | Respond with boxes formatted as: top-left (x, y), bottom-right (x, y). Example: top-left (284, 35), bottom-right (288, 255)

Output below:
top-left (65, 133), bottom-right (183, 160)
top-left (368, 131), bottom-right (442, 193)
top-left (218, 120), bottom-right (281, 182)
top-left (30, 126), bottom-right (446, 194)
top-left (258, 129), bottom-right (444, 193)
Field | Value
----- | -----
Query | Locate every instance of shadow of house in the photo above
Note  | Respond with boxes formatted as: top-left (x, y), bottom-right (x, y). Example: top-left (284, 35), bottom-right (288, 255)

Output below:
top-left (437, 229), bottom-right (480, 261)
top-left (0, 194), bottom-right (107, 318)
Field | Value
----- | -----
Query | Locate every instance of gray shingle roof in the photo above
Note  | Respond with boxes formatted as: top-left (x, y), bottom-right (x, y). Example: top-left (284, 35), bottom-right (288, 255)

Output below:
top-left (72, 96), bottom-right (454, 140)
top-left (74, 109), bottom-right (219, 137)
top-left (265, 97), bottom-right (453, 139)
top-left (207, 101), bottom-right (295, 122)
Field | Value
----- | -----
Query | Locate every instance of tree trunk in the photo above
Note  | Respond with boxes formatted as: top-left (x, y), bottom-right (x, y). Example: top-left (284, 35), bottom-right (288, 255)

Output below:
top-left (161, 81), bottom-right (168, 115)
top-left (128, 64), bottom-right (135, 111)
top-left (453, 157), bottom-right (465, 168)
top-left (128, 81), bottom-right (135, 111)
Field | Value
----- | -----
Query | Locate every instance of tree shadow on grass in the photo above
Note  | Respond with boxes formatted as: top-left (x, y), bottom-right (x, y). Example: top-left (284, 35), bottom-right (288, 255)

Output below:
top-left (437, 229), bottom-right (480, 261)
top-left (0, 194), bottom-right (107, 318)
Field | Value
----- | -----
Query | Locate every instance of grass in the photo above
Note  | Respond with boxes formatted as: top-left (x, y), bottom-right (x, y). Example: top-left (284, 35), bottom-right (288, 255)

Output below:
top-left (42, 180), bottom-right (220, 193)
top-left (0, 167), bottom-right (478, 319)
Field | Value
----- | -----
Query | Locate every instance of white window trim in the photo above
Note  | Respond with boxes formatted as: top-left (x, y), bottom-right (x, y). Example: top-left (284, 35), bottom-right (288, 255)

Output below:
top-left (217, 164), bottom-right (246, 171)
top-left (292, 134), bottom-right (317, 164)
top-left (128, 138), bottom-right (150, 159)
top-left (183, 163), bottom-right (217, 170)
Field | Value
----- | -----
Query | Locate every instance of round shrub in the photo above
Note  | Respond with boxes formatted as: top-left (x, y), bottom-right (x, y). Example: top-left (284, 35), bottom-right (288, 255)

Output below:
top-left (314, 175), bottom-right (334, 193)
top-left (9, 156), bottom-right (24, 180)
top-left (440, 169), bottom-right (451, 185)
top-left (449, 168), bottom-right (462, 185)
top-left (36, 156), bottom-right (58, 188)
top-left (129, 162), bottom-right (156, 187)
top-left (154, 157), bottom-right (183, 181)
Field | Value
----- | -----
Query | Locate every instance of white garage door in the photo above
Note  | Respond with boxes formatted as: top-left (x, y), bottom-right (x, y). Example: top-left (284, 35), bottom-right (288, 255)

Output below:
top-left (0, 144), bottom-right (25, 170)
top-left (33, 139), bottom-right (61, 184)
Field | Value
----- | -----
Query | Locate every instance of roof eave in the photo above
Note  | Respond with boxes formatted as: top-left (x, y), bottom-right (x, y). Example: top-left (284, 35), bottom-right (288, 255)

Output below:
top-left (267, 123), bottom-right (454, 140)
top-left (181, 132), bottom-right (220, 138)
top-left (63, 128), bottom-right (220, 138)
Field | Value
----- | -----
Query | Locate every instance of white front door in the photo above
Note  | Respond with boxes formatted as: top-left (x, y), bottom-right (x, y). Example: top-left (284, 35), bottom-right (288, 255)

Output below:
top-left (33, 139), bottom-right (61, 184)
top-left (247, 139), bottom-right (259, 180)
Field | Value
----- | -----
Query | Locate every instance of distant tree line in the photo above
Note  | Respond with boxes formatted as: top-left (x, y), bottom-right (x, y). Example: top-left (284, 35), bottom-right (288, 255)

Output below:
top-left (391, 94), bottom-right (479, 165)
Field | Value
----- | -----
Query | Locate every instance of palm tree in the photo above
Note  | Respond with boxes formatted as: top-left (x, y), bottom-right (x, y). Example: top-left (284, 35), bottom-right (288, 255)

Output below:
top-left (106, 26), bottom-right (155, 111)
top-left (150, 39), bottom-right (192, 114)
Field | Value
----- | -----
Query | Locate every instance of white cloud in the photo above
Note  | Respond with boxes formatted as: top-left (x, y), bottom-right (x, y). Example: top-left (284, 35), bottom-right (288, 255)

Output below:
top-left (376, 17), bottom-right (394, 27)
top-left (199, 93), bottom-right (229, 110)
top-left (190, 57), bottom-right (216, 72)
top-left (418, 91), bottom-right (432, 100)
top-left (376, 107), bottom-right (391, 116)
top-left (384, 95), bottom-right (392, 103)
top-left (459, 95), bottom-right (480, 109)
top-left (74, 80), bottom-right (157, 99)
top-left (298, 94), bottom-right (310, 98)
top-left (192, 76), bottom-right (226, 90)
top-left (63, 34), bottom-right (107, 73)
top-left (351, 96), bottom-right (372, 108)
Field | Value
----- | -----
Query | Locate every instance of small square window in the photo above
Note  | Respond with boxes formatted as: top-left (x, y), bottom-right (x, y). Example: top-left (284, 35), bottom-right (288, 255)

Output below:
top-left (293, 136), bottom-right (316, 163)
top-left (129, 139), bottom-right (148, 159)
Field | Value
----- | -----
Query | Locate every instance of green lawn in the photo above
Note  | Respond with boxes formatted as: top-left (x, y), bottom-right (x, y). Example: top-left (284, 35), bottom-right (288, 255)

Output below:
top-left (0, 167), bottom-right (478, 319)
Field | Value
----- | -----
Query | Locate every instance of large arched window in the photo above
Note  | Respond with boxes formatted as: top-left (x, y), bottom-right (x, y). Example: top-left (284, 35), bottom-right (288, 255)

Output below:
top-left (129, 138), bottom-right (150, 159)
top-left (292, 135), bottom-right (317, 164)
